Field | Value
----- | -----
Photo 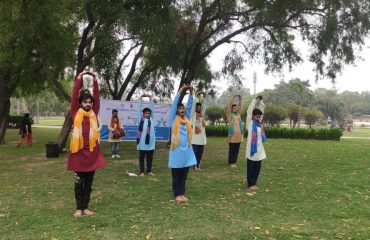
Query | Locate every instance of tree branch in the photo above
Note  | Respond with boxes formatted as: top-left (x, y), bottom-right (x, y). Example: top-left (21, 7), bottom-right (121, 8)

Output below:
top-left (117, 44), bottom-right (145, 99)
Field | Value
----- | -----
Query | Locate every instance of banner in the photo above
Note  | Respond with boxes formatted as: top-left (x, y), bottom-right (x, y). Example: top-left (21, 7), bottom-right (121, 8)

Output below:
top-left (99, 99), bottom-right (171, 141)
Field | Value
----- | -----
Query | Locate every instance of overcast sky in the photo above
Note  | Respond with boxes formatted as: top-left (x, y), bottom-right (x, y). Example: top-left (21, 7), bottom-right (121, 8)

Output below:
top-left (209, 37), bottom-right (370, 95)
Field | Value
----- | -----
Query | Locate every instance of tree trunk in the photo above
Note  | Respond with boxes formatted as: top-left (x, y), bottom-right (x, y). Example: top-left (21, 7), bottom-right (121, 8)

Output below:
top-left (16, 99), bottom-right (20, 115)
top-left (0, 99), bottom-right (11, 145)
top-left (35, 98), bottom-right (40, 124)
top-left (56, 108), bottom-right (72, 153)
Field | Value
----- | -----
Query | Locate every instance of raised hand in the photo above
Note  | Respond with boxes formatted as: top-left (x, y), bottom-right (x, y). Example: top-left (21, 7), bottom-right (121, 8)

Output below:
top-left (188, 85), bottom-right (194, 95)
top-left (179, 85), bottom-right (188, 94)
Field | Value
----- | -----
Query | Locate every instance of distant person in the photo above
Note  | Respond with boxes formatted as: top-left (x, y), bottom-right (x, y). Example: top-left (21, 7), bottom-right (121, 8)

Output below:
top-left (108, 109), bottom-right (124, 158)
top-left (245, 95), bottom-right (267, 190)
top-left (17, 113), bottom-right (32, 147)
top-left (191, 91), bottom-right (207, 171)
top-left (67, 71), bottom-right (107, 217)
top-left (168, 84), bottom-right (196, 203)
top-left (136, 94), bottom-right (156, 176)
top-left (226, 94), bottom-right (245, 167)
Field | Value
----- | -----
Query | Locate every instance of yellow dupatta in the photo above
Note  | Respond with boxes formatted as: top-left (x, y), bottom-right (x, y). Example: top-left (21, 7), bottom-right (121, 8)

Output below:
top-left (70, 108), bottom-right (99, 153)
top-left (170, 115), bottom-right (192, 149)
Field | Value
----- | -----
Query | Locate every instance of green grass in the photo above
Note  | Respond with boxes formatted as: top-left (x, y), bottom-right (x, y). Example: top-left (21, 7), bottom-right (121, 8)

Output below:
top-left (35, 117), bottom-right (65, 126)
top-left (342, 127), bottom-right (370, 138)
top-left (0, 129), bottom-right (369, 239)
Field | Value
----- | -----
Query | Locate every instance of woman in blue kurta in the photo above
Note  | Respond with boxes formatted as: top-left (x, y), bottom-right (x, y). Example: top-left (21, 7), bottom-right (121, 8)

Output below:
top-left (168, 85), bottom-right (197, 203)
top-left (136, 94), bottom-right (156, 176)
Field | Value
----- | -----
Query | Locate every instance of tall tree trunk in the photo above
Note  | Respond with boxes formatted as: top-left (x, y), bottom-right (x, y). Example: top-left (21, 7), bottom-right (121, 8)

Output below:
top-left (0, 72), bottom-right (12, 144)
top-left (57, 108), bottom-right (72, 152)
top-left (35, 98), bottom-right (40, 124)
top-left (16, 99), bottom-right (20, 115)
top-left (0, 99), bottom-right (11, 145)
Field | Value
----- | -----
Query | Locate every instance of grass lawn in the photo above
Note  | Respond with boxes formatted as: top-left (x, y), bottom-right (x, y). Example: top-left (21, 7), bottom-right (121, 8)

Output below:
top-left (342, 127), bottom-right (370, 138)
top-left (0, 128), bottom-right (369, 239)
top-left (35, 117), bottom-right (65, 127)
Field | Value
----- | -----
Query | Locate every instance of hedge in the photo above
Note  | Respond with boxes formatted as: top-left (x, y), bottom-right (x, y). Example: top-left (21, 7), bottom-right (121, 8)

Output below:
top-left (7, 115), bottom-right (34, 129)
top-left (205, 125), bottom-right (343, 141)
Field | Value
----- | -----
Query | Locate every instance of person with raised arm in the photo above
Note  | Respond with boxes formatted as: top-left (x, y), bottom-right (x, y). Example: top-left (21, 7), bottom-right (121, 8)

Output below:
top-left (226, 94), bottom-right (245, 168)
top-left (191, 91), bottom-right (207, 171)
top-left (67, 71), bottom-right (107, 217)
top-left (245, 95), bottom-right (267, 190)
top-left (168, 84), bottom-right (197, 203)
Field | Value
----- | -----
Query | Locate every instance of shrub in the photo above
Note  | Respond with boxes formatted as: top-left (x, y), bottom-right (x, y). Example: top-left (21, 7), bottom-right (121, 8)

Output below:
top-left (264, 104), bottom-right (287, 126)
top-left (205, 105), bottom-right (226, 125)
top-left (205, 125), bottom-right (343, 141)
top-left (264, 126), bottom-right (342, 141)
top-left (205, 125), bottom-right (228, 137)
top-left (303, 107), bottom-right (324, 128)
top-left (287, 104), bottom-right (301, 128)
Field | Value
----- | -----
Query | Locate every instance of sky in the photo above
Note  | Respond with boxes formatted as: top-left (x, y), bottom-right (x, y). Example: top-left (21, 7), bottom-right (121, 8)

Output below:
top-left (209, 37), bottom-right (370, 95)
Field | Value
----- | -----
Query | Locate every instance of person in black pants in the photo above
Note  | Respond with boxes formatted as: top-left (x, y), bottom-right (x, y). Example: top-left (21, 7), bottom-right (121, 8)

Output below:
top-left (226, 94), bottom-right (245, 168)
top-left (74, 171), bottom-right (95, 211)
top-left (138, 150), bottom-right (154, 175)
top-left (245, 96), bottom-right (266, 190)
top-left (168, 85), bottom-right (197, 203)
top-left (191, 91), bottom-right (207, 170)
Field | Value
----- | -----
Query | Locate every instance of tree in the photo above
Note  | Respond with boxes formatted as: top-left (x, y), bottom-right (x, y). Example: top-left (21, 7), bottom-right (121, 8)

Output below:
top-left (94, 0), bottom-right (180, 100)
top-left (314, 89), bottom-right (344, 124)
top-left (0, 1), bottom-right (75, 144)
top-left (303, 107), bottom-right (324, 128)
top-left (205, 105), bottom-right (226, 125)
top-left (169, 0), bottom-right (370, 99)
top-left (287, 104), bottom-right (301, 128)
top-left (262, 79), bottom-right (312, 107)
top-left (215, 86), bottom-right (251, 106)
top-left (263, 104), bottom-right (287, 126)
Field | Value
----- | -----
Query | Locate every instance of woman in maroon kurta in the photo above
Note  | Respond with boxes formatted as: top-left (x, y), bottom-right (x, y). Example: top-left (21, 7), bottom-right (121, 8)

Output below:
top-left (67, 71), bottom-right (107, 217)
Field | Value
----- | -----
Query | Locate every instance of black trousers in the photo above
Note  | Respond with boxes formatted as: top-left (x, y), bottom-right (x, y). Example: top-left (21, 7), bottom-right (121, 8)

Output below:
top-left (171, 167), bottom-right (189, 197)
top-left (192, 144), bottom-right (204, 168)
top-left (228, 143), bottom-right (241, 164)
top-left (74, 171), bottom-right (95, 210)
top-left (139, 150), bottom-right (154, 173)
top-left (247, 159), bottom-right (262, 187)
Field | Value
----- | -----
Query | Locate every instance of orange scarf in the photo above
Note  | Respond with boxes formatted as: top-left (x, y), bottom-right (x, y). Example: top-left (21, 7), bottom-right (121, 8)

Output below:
top-left (70, 108), bottom-right (99, 153)
top-left (110, 116), bottom-right (121, 129)
top-left (170, 116), bottom-right (192, 149)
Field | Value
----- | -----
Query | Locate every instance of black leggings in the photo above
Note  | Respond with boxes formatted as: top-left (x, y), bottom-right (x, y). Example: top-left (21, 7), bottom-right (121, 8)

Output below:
top-left (247, 159), bottom-right (262, 187)
top-left (228, 142), bottom-right (241, 164)
top-left (171, 167), bottom-right (189, 197)
top-left (192, 144), bottom-right (204, 168)
top-left (139, 150), bottom-right (154, 173)
top-left (74, 171), bottom-right (95, 210)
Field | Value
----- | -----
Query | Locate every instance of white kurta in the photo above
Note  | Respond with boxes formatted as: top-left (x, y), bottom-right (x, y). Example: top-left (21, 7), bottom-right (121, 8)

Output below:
top-left (245, 99), bottom-right (266, 161)
top-left (191, 96), bottom-right (207, 145)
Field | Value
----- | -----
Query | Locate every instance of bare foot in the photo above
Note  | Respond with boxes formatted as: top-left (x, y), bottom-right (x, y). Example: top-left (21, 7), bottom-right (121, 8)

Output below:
top-left (139, 173), bottom-right (145, 177)
top-left (249, 185), bottom-right (258, 190)
top-left (83, 209), bottom-right (94, 216)
top-left (230, 164), bottom-right (237, 168)
top-left (147, 172), bottom-right (155, 176)
top-left (181, 195), bottom-right (188, 202)
top-left (74, 210), bottom-right (83, 217)
top-left (175, 196), bottom-right (185, 203)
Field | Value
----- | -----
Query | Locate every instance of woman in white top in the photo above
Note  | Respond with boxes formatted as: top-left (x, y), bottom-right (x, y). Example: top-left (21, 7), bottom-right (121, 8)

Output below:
top-left (191, 91), bottom-right (207, 170)
top-left (245, 95), bottom-right (267, 190)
